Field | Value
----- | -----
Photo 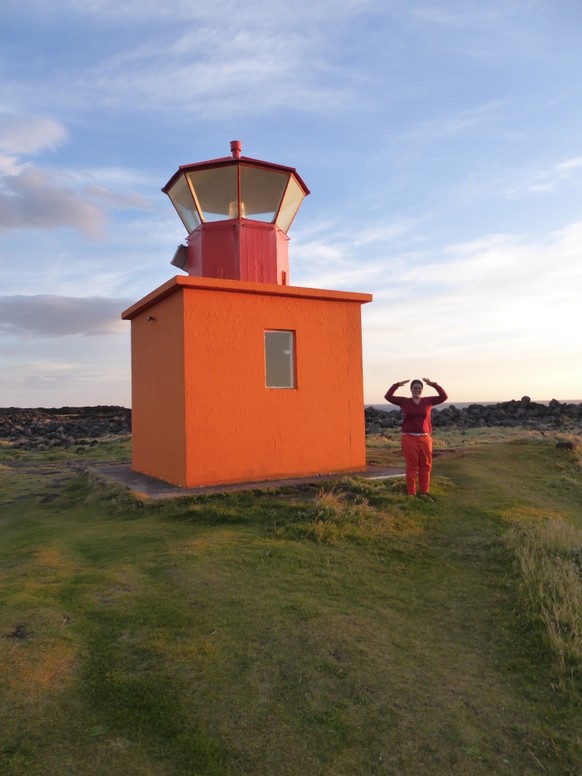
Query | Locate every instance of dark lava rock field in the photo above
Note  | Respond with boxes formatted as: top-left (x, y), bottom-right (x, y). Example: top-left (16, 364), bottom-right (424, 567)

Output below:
top-left (0, 406), bottom-right (131, 451)
top-left (365, 397), bottom-right (582, 435)
top-left (1, 397), bottom-right (580, 451)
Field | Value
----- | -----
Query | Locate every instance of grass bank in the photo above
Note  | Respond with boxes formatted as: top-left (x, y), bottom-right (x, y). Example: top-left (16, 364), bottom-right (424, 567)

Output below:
top-left (1, 430), bottom-right (581, 775)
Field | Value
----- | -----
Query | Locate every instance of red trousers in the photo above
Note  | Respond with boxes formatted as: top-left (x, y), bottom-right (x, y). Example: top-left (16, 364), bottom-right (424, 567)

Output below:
top-left (401, 434), bottom-right (433, 495)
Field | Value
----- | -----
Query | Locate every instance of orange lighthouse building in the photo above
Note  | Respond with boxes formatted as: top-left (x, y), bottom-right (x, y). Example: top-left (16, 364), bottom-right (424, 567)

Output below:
top-left (122, 142), bottom-right (372, 488)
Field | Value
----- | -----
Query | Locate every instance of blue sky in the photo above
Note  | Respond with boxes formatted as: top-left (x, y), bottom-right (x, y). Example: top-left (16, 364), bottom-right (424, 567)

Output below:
top-left (1, 0), bottom-right (581, 406)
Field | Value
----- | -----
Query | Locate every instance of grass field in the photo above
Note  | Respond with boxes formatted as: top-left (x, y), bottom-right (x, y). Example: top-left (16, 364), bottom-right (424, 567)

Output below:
top-left (1, 430), bottom-right (581, 775)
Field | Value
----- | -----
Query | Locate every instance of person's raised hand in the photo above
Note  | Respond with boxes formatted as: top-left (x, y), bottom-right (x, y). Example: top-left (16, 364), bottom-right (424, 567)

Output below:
top-left (423, 377), bottom-right (436, 387)
top-left (398, 379), bottom-right (410, 387)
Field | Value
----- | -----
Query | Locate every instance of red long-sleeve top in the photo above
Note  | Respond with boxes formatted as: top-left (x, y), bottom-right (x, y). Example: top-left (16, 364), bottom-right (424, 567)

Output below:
top-left (384, 383), bottom-right (448, 434)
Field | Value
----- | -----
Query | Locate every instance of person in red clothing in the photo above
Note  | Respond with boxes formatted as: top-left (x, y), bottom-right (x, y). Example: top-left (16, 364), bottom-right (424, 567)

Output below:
top-left (384, 378), bottom-right (448, 497)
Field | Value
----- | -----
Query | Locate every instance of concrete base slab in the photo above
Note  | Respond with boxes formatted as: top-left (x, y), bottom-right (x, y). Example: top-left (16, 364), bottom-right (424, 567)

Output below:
top-left (91, 464), bottom-right (405, 500)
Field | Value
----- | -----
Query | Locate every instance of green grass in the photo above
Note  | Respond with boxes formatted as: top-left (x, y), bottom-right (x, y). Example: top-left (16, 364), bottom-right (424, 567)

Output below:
top-left (1, 430), bottom-right (581, 775)
top-left (0, 435), bottom-right (132, 463)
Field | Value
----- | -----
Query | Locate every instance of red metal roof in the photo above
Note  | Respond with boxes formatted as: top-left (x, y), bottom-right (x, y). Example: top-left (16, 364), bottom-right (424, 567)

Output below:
top-left (162, 154), bottom-right (310, 195)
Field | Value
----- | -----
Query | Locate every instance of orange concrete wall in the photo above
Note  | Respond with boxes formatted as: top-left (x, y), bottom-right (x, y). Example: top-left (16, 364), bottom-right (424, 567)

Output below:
top-left (123, 278), bottom-right (371, 488)
top-left (128, 291), bottom-right (187, 484)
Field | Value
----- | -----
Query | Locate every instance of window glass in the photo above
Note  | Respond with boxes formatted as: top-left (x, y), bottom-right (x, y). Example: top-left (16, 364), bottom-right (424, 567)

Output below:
top-left (167, 176), bottom-right (201, 232)
top-left (265, 330), bottom-right (295, 388)
top-left (187, 167), bottom-right (237, 222)
top-left (276, 176), bottom-right (306, 233)
top-left (241, 166), bottom-right (289, 222)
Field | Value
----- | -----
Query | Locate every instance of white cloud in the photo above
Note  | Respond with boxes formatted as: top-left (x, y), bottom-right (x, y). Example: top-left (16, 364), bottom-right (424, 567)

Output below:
top-left (505, 155), bottom-right (582, 198)
top-left (293, 234), bottom-right (385, 290)
top-left (0, 165), bottom-right (108, 237)
top-left (14, 0), bottom-right (380, 24)
top-left (401, 100), bottom-right (509, 143)
top-left (0, 114), bottom-right (152, 239)
top-left (0, 155), bottom-right (22, 175)
top-left (0, 114), bottom-right (68, 155)
top-left (410, 1), bottom-right (516, 28)
top-left (0, 295), bottom-right (132, 337)
top-left (3, 1), bottom-right (375, 120)
top-left (364, 221), bottom-right (582, 372)
top-left (0, 348), bottom-right (131, 407)
top-left (354, 220), bottom-right (416, 245)
top-left (81, 26), bottom-right (351, 118)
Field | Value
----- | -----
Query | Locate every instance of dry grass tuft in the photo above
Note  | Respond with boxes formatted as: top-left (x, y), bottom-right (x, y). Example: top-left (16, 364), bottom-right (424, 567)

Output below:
top-left (294, 480), bottom-right (423, 544)
top-left (504, 513), bottom-right (582, 693)
top-left (304, 488), bottom-right (375, 542)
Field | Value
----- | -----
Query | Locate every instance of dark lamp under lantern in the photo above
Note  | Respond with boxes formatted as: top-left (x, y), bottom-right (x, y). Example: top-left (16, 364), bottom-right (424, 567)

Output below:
top-left (163, 140), bottom-right (310, 284)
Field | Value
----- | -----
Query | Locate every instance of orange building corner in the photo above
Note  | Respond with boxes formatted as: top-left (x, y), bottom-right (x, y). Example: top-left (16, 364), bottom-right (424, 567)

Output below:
top-left (122, 276), bottom-right (372, 488)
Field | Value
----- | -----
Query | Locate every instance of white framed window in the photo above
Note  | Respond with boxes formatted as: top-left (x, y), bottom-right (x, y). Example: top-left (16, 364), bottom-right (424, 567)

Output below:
top-left (265, 330), bottom-right (295, 388)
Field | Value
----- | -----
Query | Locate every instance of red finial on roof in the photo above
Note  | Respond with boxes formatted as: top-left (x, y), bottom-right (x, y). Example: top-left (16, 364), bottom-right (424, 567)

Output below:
top-left (230, 140), bottom-right (242, 159)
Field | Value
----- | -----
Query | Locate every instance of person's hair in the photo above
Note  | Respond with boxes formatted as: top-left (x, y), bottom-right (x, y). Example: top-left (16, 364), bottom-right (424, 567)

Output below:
top-left (410, 379), bottom-right (423, 389)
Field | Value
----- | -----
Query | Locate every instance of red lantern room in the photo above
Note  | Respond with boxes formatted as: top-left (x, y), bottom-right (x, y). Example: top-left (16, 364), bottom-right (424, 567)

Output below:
top-left (162, 140), bottom-right (310, 285)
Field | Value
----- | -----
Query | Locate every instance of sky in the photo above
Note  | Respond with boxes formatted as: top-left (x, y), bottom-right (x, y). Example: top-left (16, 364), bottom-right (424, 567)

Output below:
top-left (1, 0), bottom-right (581, 407)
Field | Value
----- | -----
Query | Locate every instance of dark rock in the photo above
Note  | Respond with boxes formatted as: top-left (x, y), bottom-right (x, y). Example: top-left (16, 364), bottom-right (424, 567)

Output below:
top-left (1, 402), bottom-right (580, 447)
top-left (366, 399), bottom-right (581, 435)
top-left (0, 406), bottom-right (131, 450)
top-left (7, 625), bottom-right (28, 639)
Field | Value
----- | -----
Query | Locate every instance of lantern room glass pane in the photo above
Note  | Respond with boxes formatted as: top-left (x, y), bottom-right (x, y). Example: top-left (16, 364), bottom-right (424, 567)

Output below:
top-left (167, 176), bottom-right (201, 233)
top-left (276, 176), bottom-right (306, 233)
top-left (241, 166), bottom-right (289, 223)
top-left (265, 330), bottom-right (295, 388)
top-left (187, 166), bottom-right (237, 223)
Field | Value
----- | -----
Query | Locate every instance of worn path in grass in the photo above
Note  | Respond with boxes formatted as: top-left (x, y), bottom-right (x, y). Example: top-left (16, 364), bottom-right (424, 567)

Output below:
top-left (0, 435), bottom-right (581, 775)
